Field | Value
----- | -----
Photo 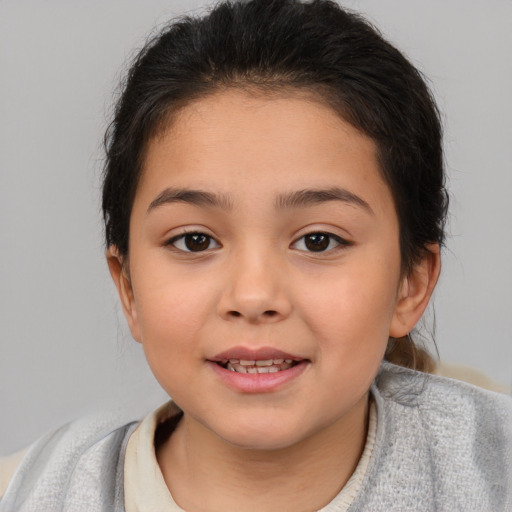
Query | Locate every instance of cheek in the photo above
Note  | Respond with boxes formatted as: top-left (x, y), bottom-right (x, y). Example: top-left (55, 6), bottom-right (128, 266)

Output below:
top-left (295, 255), bottom-right (400, 353)
top-left (132, 251), bottom-right (212, 328)
top-left (130, 266), bottom-right (215, 362)
top-left (134, 284), bottom-right (209, 396)
top-left (299, 270), bottom-right (397, 402)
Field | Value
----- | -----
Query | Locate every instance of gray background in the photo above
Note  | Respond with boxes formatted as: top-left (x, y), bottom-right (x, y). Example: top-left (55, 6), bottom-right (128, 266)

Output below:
top-left (1, 0), bottom-right (511, 455)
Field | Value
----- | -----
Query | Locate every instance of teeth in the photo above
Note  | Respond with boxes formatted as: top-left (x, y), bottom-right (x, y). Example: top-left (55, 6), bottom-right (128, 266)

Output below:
top-left (230, 358), bottom-right (291, 366)
top-left (222, 359), bottom-right (297, 374)
top-left (255, 366), bottom-right (275, 374)
top-left (255, 359), bottom-right (273, 367)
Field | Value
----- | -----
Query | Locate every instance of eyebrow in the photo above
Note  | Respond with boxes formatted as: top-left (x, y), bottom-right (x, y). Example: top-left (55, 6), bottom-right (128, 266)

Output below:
top-left (147, 186), bottom-right (373, 215)
top-left (275, 187), bottom-right (374, 215)
top-left (147, 188), bottom-right (233, 213)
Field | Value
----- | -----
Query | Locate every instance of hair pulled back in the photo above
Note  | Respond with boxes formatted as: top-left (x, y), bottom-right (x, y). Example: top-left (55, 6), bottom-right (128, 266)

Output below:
top-left (103, 0), bottom-right (448, 371)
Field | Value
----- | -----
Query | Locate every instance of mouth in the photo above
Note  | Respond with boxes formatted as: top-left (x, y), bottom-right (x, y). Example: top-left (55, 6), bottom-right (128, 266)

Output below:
top-left (218, 358), bottom-right (299, 374)
top-left (209, 347), bottom-right (307, 374)
top-left (208, 348), bottom-right (309, 392)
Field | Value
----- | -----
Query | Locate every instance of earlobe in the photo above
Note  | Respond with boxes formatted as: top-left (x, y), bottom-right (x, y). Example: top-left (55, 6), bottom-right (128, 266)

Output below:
top-left (106, 246), bottom-right (142, 342)
top-left (389, 244), bottom-right (441, 338)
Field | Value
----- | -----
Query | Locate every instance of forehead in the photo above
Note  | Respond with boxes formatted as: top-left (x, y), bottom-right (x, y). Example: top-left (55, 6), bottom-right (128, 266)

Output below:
top-left (136, 90), bottom-right (393, 217)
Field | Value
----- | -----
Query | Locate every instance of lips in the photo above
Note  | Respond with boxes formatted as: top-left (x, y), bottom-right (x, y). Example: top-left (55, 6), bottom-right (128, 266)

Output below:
top-left (209, 347), bottom-right (305, 374)
top-left (207, 347), bottom-right (309, 391)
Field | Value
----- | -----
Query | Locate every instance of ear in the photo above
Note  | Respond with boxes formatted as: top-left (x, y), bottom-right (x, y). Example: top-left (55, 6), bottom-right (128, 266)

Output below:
top-left (389, 244), bottom-right (441, 338)
top-left (106, 246), bottom-right (142, 343)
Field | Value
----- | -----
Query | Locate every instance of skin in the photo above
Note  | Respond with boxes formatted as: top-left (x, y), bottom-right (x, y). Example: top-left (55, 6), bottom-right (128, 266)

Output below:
top-left (108, 90), bottom-right (440, 511)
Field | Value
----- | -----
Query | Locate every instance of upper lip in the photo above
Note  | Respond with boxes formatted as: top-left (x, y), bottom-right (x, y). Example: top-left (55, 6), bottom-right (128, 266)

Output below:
top-left (210, 346), bottom-right (306, 362)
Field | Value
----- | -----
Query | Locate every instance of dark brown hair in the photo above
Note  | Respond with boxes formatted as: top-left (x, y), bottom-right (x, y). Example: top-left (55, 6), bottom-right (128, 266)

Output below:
top-left (102, 0), bottom-right (448, 371)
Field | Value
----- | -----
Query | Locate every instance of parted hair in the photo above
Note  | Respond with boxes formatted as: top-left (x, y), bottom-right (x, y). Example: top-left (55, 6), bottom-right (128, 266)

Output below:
top-left (102, 0), bottom-right (448, 372)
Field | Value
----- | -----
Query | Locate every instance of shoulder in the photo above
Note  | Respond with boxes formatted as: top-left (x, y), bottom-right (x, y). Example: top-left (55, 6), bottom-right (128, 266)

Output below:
top-left (376, 361), bottom-right (512, 421)
top-left (356, 363), bottom-right (512, 511)
top-left (374, 361), bottom-right (512, 446)
top-left (0, 413), bottom-right (140, 512)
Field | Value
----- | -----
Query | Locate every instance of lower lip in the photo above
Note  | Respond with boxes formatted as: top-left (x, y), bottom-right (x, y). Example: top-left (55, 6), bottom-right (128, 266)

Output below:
top-left (208, 361), bottom-right (309, 393)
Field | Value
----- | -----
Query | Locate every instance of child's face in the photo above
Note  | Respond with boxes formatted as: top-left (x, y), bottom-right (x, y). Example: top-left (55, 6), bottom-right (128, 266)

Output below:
top-left (114, 90), bottom-right (411, 450)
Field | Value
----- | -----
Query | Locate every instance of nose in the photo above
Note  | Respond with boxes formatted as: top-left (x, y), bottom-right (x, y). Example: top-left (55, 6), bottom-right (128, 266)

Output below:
top-left (217, 248), bottom-right (292, 324)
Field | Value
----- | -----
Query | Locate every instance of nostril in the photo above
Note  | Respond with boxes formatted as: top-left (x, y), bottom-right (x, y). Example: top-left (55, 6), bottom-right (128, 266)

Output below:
top-left (226, 309), bottom-right (278, 319)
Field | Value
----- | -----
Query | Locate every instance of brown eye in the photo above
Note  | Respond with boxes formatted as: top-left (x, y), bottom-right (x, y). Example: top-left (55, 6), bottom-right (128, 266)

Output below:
top-left (292, 232), bottom-right (349, 253)
top-left (304, 233), bottom-right (330, 251)
top-left (169, 232), bottom-right (220, 252)
top-left (185, 233), bottom-right (210, 251)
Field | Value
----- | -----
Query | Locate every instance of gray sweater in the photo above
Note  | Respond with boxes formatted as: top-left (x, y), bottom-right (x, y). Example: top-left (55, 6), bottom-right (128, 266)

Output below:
top-left (1, 363), bottom-right (511, 511)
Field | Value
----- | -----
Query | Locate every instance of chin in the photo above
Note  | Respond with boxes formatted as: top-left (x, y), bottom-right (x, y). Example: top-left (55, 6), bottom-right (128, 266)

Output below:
top-left (212, 417), bottom-right (314, 452)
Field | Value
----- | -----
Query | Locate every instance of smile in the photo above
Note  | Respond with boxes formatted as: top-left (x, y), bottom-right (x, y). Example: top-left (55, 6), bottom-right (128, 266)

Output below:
top-left (221, 358), bottom-right (296, 374)
top-left (208, 347), bottom-right (309, 392)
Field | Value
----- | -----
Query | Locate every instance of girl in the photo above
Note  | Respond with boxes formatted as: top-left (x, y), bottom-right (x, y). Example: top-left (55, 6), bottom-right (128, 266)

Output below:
top-left (1, 0), bottom-right (511, 510)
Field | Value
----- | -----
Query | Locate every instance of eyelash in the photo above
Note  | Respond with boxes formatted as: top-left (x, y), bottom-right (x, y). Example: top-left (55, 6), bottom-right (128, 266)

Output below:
top-left (166, 231), bottom-right (350, 254)
top-left (166, 231), bottom-right (221, 252)
top-left (291, 232), bottom-right (351, 253)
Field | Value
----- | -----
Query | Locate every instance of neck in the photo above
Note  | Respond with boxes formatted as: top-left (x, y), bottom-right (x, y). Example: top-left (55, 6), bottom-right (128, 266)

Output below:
top-left (157, 394), bottom-right (370, 512)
